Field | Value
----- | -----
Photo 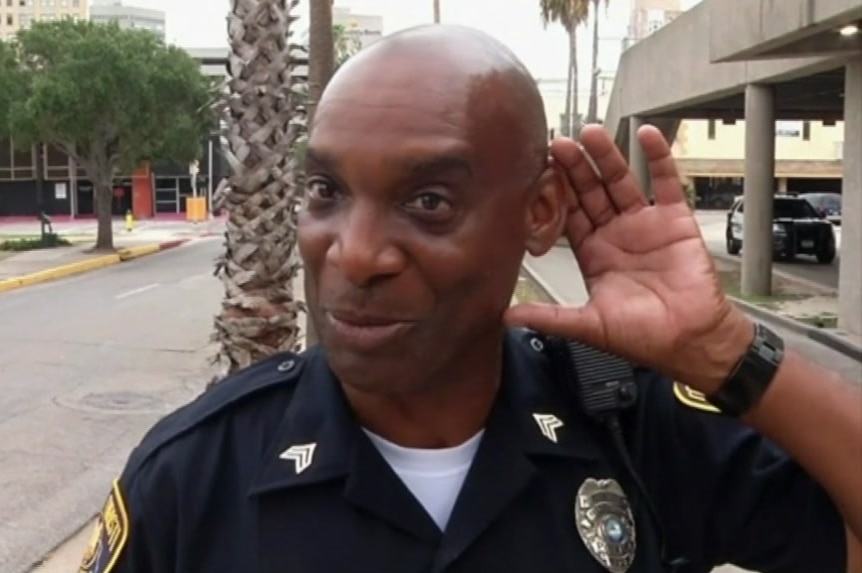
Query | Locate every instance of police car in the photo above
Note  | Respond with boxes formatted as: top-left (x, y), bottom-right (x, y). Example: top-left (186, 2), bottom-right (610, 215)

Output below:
top-left (725, 194), bottom-right (837, 264)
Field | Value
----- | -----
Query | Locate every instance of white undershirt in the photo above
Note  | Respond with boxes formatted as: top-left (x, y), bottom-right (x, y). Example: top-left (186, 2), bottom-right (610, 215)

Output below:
top-left (364, 429), bottom-right (485, 531)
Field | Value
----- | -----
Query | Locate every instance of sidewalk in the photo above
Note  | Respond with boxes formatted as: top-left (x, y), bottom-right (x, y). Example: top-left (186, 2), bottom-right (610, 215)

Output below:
top-left (522, 247), bottom-right (862, 382)
top-left (0, 219), bottom-right (225, 292)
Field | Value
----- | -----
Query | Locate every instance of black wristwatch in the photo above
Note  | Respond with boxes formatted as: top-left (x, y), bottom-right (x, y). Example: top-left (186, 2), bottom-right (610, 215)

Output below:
top-left (707, 322), bottom-right (785, 417)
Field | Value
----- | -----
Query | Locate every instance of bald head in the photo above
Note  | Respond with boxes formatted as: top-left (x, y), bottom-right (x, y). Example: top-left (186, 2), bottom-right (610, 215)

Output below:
top-left (314, 24), bottom-right (548, 182)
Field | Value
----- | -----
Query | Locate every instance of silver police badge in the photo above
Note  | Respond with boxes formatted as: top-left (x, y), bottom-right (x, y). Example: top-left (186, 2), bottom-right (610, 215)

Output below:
top-left (575, 478), bottom-right (637, 573)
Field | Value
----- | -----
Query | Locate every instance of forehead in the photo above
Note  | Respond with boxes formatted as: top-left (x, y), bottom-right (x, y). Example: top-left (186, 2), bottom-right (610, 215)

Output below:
top-left (309, 53), bottom-right (511, 173)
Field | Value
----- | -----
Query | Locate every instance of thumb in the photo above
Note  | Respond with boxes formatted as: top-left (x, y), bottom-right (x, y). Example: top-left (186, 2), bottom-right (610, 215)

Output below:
top-left (503, 302), bottom-right (607, 349)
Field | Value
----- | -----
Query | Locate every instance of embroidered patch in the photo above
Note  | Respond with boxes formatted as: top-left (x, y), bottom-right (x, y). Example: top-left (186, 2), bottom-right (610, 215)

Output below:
top-left (78, 479), bottom-right (130, 573)
top-left (672, 382), bottom-right (721, 414)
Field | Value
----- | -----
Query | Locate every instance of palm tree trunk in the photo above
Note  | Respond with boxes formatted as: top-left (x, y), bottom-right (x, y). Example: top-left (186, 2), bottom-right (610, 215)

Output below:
top-left (307, 0), bottom-right (334, 124)
top-left (586, 0), bottom-right (600, 124)
top-left (562, 32), bottom-right (573, 138)
top-left (433, 0), bottom-right (440, 23)
top-left (210, 0), bottom-right (305, 382)
top-left (569, 24), bottom-right (581, 138)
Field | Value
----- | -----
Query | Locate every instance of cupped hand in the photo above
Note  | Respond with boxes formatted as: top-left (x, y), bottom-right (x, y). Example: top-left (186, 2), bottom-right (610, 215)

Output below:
top-left (504, 124), bottom-right (754, 393)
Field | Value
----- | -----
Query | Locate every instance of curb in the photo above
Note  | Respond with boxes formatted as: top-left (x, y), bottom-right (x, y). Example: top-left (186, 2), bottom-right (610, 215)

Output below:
top-left (0, 238), bottom-right (191, 295)
top-left (520, 263), bottom-right (862, 364)
top-left (711, 251), bottom-right (838, 296)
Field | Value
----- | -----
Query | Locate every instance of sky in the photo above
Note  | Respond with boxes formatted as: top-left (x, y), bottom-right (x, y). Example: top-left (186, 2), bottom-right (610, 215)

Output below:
top-left (128, 0), bottom-right (703, 80)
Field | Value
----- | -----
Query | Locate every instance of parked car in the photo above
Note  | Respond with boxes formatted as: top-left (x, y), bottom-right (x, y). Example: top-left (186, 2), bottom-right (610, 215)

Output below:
top-left (725, 195), bottom-right (836, 264)
top-left (801, 192), bottom-right (842, 226)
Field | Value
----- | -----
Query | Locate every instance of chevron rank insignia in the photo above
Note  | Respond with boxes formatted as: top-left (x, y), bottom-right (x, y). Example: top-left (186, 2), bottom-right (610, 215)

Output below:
top-left (280, 443), bottom-right (317, 474)
top-left (533, 413), bottom-right (564, 443)
top-left (673, 382), bottom-right (721, 414)
top-left (78, 479), bottom-right (129, 573)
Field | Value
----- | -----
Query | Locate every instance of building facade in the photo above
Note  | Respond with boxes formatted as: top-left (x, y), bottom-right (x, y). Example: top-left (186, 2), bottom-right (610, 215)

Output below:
top-left (0, 0), bottom-right (88, 41)
top-left (89, 0), bottom-right (165, 41)
top-left (333, 6), bottom-right (383, 51)
top-left (0, 47), bottom-right (230, 220)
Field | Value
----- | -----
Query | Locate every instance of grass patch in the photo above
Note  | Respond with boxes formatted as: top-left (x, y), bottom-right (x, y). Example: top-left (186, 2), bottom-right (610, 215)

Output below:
top-left (715, 260), bottom-right (813, 308)
top-left (514, 272), bottom-right (556, 305)
top-left (0, 233), bottom-right (73, 252)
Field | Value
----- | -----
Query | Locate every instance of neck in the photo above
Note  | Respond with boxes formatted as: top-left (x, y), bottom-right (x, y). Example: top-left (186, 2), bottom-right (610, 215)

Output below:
top-left (342, 334), bottom-right (504, 449)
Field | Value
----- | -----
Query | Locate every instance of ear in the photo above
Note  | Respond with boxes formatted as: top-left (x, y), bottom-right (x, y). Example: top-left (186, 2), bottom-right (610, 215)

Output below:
top-left (524, 164), bottom-right (568, 256)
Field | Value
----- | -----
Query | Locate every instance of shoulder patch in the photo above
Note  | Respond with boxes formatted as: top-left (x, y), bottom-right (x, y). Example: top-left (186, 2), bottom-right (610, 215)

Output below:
top-left (78, 479), bottom-right (129, 573)
top-left (672, 381), bottom-right (721, 414)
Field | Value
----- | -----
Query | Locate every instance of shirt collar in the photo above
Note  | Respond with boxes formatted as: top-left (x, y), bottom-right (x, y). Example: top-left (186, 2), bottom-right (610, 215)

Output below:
top-left (248, 328), bottom-right (604, 498)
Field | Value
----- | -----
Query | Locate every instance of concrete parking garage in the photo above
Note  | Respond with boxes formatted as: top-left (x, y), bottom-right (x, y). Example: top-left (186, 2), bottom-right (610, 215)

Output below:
top-left (604, 0), bottom-right (861, 338)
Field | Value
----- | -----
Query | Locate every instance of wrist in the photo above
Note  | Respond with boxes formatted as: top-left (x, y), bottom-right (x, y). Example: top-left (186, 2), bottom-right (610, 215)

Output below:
top-left (684, 308), bottom-right (755, 395)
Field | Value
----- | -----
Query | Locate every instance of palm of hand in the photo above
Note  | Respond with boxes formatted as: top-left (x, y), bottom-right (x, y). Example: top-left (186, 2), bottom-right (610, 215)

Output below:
top-left (573, 202), bottom-right (732, 365)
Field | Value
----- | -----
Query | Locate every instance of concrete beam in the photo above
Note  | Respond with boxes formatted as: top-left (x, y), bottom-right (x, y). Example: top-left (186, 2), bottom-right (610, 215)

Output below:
top-left (603, 2), bottom-right (852, 147)
top-left (741, 84), bottom-right (776, 297)
top-left (838, 57), bottom-right (862, 336)
top-left (710, 0), bottom-right (862, 63)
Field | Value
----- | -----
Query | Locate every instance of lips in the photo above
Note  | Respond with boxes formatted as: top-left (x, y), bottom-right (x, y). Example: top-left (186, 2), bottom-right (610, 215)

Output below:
top-left (325, 309), bottom-right (416, 351)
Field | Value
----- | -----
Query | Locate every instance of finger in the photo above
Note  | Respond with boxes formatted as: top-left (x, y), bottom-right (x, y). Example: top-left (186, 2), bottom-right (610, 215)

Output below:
top-left (550, 137), bottom-right (618, 228)
top-left (503, 302), bottom-right (607, 350)
top-left (637, 126), bottom-right (686, 206)
top-left (551, 159), bottom-right (593, 249)
top-left (576, 125), bottom-right (649, 215)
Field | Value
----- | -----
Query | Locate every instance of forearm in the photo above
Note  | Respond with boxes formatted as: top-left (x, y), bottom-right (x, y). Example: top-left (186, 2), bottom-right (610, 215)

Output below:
top-left (743, 349), bottom-right (862, 539)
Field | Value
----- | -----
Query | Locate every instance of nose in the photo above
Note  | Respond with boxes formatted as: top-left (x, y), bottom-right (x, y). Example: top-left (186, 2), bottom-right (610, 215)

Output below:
top-left (327, 202), bottom-right (407, 287)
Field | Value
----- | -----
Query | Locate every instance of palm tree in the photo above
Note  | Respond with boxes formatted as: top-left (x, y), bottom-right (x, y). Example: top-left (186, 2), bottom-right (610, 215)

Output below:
top-left (210, 0), bottom-right (307, 381)
top-left (540, 0), bottom-right (589, 137)
top-left (307, 0), bottom-right (334, 124)
top-left (585, 0), bottom-right (609, 124)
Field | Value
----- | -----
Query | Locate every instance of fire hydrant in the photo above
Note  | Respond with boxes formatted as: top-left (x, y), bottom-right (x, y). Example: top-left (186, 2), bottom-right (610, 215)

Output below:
top-left (125, 210), bottom-right (135, 233)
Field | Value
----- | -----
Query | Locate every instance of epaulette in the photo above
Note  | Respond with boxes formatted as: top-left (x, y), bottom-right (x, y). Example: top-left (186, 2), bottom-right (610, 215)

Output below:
top-left (124, 347), bottom-right (315, 474)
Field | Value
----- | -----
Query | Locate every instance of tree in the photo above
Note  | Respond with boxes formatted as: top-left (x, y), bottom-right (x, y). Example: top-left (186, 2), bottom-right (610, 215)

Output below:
top-left (209, 0), bottom-right (307, 380)
top-left (8, 20), bottom-right (215, 250)
top-left (585, 0), bottom-right (609, 124)
top-left (307, 0), bottom-right (334, 124)
top-left (540, 0), bottom-right (589, 137)
top-left (0, 39), bottom-right (23, 136)
top-left (333, 24), bottom-right (362, 71)
top-left (433, 0), bottom-right (441, 23)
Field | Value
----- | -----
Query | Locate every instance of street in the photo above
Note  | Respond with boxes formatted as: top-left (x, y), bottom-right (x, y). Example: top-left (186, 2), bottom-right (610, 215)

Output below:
top-left (696, 211), bottom-right (840, 291)
top-left (0, 238), bottom-right (224, 573)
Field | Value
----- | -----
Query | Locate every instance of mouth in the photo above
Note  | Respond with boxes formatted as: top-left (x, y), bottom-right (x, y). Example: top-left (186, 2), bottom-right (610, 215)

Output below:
top-left (325, 310), bottom-right (416, 351)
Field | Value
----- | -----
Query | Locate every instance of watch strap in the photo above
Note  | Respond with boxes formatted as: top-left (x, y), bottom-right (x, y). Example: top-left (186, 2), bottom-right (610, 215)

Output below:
top-left (707, 322), bottom-right (785, 417)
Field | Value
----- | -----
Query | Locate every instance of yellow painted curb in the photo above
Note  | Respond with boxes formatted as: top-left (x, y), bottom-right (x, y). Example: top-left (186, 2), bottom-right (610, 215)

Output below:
top-left (0, 253), bottom-right (121, 294)
top-left (118, 244), bottom-right (161, 261)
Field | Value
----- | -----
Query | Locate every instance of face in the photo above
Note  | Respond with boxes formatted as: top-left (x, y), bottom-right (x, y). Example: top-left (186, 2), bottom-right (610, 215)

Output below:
top-left (298, 49), bottom-right (564, 396)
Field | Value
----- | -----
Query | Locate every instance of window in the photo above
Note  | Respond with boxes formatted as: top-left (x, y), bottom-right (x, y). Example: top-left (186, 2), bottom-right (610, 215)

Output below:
top-left (802, 121), bottom-right (811, 141)
top-left (19, 13), bottom-right (31, 26)
top-left (5, 14), bottom-right (12, 25)
top-left (19, 0), bottom-right (33, 6)
top-left (775, 198), bottom-right (819, 219)
top-left (707, 119), bottom-right (716, 140)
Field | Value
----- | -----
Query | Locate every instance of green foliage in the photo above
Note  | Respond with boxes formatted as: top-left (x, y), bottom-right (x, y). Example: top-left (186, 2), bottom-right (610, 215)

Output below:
top-left (9, 20), bottom-right (217, 175)
top-left (0, 39), bottom-right (25, 137)
top-left (0, 234), bottom-right (72, 251)
top-left (539, 0), bottom-right (589, 32)
top-left (333, 24), bottom-right (361, 71)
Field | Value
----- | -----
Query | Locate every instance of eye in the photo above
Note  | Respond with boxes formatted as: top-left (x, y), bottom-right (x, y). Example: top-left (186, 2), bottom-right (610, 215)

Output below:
top-left (404, 191), bottom-right (451, 214)
top-left (305, 177), bottom-right (339, 202)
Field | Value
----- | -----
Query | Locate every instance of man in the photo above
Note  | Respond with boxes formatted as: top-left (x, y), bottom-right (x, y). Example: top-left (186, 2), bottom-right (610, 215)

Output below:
top-left (79, 24), bottom-right (861, 573)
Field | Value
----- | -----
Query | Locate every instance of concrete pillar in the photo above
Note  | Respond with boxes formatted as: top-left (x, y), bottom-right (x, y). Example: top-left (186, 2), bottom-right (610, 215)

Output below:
top-left (629, 116), bottom-right (651, 198)
top-left (741, 84), bottom-right (776, 297)
top-left (838, 58), bottom-right (862, 337)
top-left (777, 177), bottom-right (788, 194)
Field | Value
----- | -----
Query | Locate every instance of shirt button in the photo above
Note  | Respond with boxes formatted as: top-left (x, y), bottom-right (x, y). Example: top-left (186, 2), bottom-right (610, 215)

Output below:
top-left (277, 359), bottom-right (296, 372)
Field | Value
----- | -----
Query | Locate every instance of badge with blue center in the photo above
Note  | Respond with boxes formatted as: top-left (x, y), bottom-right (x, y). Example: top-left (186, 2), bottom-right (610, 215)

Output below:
top-left (575, 477), bottom-right (637, 573)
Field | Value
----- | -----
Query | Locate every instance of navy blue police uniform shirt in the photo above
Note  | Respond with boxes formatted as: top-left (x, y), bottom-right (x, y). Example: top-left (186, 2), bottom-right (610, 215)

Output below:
top-left (79, 328), bottom-right (846, 573)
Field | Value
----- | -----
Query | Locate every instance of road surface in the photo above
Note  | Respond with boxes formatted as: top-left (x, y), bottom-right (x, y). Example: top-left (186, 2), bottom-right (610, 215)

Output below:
top-left (696, 211), bottom-right (840, 290)
top-left (0, 238), bottom-right (224, 573)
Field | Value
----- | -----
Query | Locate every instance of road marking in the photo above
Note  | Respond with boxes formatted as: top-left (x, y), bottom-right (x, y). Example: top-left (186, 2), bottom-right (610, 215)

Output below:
top-left (115, 283), bottom-right (159, 300)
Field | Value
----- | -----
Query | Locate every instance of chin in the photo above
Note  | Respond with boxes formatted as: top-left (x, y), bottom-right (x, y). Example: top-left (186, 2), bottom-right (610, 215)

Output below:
top-left (325, 347), bottom-right (431, 397)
